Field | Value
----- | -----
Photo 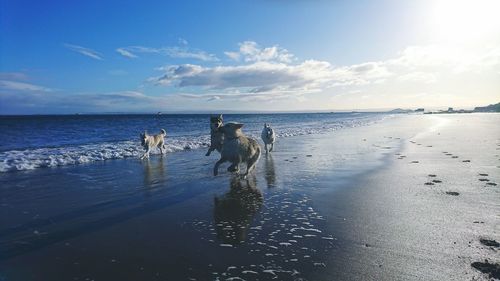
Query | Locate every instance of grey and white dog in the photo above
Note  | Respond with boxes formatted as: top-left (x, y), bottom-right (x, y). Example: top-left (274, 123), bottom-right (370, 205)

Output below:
top-left (206, 114), bottom-right (224, 156)
top-left (214, 122), bottom-right (261, 178)
top-left (261, 123), bottom-right (276, 153)
top-left (140, 129), bottom-right (166, 160)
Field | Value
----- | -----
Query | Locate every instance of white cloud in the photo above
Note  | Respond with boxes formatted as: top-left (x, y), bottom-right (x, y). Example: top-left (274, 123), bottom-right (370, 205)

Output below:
top-left (330, 62), bottom-right (392, 86)
top-left (64, 43), bottom-right (103, 60)
top-left (398, 72), bottom-right (437, 83)
top-left (388, 44), bottom-right (500, 73)
top-left (224, 51), bottom-right (241, 61)
top-left (0, 80), bottom-right (54, 92)
top-left (226, 41), bottom-right (295, 63)
top-left (0, 90), bottom-right (172, 114)
top-left (154, 60), bottom-right (337, 93)
top-left (116, 45), bottom-right (218, 61)
top-left (116, 48), bottom-right (137, 58)
top-left (146, 40), bottom-right (500, 108)
top-left (0, 72), bottom-right (29, 80)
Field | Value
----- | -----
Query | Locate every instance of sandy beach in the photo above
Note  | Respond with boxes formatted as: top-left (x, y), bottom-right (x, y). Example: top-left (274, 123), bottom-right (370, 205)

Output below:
top-left (0, 113), bottom-right (498, 281)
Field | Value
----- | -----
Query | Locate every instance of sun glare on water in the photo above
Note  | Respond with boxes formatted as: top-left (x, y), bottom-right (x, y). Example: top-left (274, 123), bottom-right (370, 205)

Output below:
top-left (431, 0), bottom-right (500, 44)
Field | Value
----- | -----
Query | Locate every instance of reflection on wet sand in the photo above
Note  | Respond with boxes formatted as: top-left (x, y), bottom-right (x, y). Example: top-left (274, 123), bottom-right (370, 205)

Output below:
top-left (142, 157), bottom-right (166, 188)
top-left (213, 175), bottom-right (263, 245)
top-left (264, 154), bottom-right (276, 188)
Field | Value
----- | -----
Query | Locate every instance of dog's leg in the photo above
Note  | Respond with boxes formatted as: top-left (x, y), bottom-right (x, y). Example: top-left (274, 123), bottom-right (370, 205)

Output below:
top-left (227, 162), bottom-right (239, 173)
top-left (159, 145), bottom-right (163, 155)
top-left (206, 146), bottom-right (214, 156)
top-left (243, 149), bottom-right (261, 179)
top-left (140, 147), bottom-right (148, 160)
top-left (269, 143), bottom-right (274, 152)
top-left (141, 147), bottom-right (150, 160)
top-left (213, 158), bottom-right (227, 176)
top-left (264, 143), bottom-right (268, 154)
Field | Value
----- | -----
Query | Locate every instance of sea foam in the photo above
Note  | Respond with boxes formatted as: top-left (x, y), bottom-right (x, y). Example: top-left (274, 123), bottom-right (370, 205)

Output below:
top-left (0, 114), bottom-right (392, 172)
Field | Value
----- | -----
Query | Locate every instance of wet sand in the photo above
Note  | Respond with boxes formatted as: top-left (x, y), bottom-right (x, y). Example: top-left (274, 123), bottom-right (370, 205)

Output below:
top-left (311, 113), bottom-right (500, 280)
top-left (0, 114), bottom-right (498, 280)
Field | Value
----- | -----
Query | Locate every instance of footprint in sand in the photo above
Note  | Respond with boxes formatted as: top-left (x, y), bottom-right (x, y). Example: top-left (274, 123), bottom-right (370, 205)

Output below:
top-left (425, 182), bottom-right (434, 186)
top-left (451, 156), bottom-right (459, 158)
top-left (428, 174), bottom-right (437, 177)
top-left (432, 180), bottom-right (442, 183)
top-left (471, 260), bottom-right (500, 279)
top-left (479, 178), bottom-right (490, 182)
top-left (411, 161), bottom-right (419, 163)
top-left (479, 238), bottom-right (500, 248)
top-left (462, 160), bottom-right (471, 163)
top-left (486, 182), bottom-right (497, 186)
top-left (479, 173), bottom-right (489, 176)
top-left (445, 191), bottom-right (460, 196)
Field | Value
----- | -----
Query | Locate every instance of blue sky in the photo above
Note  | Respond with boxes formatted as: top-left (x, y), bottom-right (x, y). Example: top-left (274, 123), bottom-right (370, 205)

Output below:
top-left (1, 0), bottom-right (499, 114)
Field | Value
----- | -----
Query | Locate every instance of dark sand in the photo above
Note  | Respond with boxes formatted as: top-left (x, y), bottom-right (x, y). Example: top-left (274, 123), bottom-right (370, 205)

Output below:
top-left (0, 113), bottom-right (499, 281)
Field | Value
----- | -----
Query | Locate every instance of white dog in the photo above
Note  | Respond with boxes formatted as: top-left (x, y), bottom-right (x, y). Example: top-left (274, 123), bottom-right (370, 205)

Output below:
top-left (214, 122), bottom-right (261, 178)
top-left (140, 129), bottom-right (167, 159)
top-left (261, 123), bottom-right (276, 153)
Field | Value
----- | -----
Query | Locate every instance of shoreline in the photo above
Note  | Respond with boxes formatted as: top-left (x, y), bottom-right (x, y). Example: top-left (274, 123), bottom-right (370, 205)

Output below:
top-left (0, 114), bottom-right (498, 280)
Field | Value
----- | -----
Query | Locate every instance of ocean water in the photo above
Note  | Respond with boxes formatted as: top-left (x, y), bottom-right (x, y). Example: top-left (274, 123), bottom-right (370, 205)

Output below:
top-left (0, 113), bottom-right (391, 172)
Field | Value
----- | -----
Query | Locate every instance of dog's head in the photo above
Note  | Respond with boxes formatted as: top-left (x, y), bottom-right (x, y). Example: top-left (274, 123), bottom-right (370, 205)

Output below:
top-left (263, 123), bottom-right (274, 137)
top-left (140, 131), bottom-right (148, 146)
top-left (210, 114), bottom-right (223, 130)
top-left (221, 122), bottom-right (244, 138)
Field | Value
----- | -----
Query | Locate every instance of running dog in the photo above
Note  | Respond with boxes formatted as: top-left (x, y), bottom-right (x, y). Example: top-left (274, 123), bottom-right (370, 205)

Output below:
top-left (140, 129), bottom-right (166, 159)
top-left (206, 114), bottom-right (224, 156)
top-left (261, 123), bottom-right (276, 153)
top-left (213, 122), bottom-right (261, 178)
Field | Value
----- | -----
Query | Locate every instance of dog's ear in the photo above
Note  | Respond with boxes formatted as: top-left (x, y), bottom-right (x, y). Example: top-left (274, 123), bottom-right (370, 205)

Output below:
top-left (219, 114), bottom-right (223, 120)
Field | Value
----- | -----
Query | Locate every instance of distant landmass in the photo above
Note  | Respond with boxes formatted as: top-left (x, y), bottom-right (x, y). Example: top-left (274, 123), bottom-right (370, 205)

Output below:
top-left (473, 102), bottom-right (500, 112)
top-left (388, 102), bottom-right (500, 114)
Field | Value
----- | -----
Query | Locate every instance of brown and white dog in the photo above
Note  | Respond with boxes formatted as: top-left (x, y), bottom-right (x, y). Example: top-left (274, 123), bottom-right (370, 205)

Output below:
top-left (206, 114), bottom-right (224, 156)
top-left (140, 129), bottom-right (166, 159)
top-left (213, 122), bottom-right (261, 178)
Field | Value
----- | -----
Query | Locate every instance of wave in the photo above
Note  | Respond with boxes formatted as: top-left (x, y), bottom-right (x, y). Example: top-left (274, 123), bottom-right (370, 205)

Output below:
top-left (0, 114), bottom-right (393, 172)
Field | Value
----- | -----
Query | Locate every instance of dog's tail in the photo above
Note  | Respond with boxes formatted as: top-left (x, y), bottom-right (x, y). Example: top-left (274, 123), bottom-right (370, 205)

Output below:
top-left (160, 129), bottom-right (166, 135)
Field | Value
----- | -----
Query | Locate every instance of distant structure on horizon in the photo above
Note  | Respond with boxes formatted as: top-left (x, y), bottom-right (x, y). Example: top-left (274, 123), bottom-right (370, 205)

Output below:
top-left (388, 102), bottom-right (500, 115)
top-left (423, 102), bottom-right (500, 114)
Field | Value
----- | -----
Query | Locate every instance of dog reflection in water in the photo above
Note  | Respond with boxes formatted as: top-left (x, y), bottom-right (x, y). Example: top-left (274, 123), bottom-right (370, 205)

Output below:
top-left (264, 154), bottom-right (276, 188)
top-left (213, 176), bottom-right (263, 245)
top-left (142, 156), bottom-right (166, 188)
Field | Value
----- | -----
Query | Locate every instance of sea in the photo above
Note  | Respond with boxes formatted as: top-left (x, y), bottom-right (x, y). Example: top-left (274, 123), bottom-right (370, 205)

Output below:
top-left (0, 112), bottom-right (392, 172)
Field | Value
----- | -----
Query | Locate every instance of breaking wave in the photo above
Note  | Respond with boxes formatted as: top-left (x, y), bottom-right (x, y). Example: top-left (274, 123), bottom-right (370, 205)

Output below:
top-left (0, 113), bottom-right (393, 172)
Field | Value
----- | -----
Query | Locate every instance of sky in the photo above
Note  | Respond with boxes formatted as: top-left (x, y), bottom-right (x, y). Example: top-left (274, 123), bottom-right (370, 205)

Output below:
top-left (0, 0), bottom-right (499, 114)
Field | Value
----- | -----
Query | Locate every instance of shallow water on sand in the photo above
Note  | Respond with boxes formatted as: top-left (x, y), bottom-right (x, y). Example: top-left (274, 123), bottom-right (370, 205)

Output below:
top-left (0, 116), bottom-right (407, 281)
